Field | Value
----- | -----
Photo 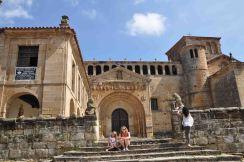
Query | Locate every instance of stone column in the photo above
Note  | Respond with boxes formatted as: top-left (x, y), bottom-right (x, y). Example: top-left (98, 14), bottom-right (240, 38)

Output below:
top-left (147, 65), bottom-right (150, 75)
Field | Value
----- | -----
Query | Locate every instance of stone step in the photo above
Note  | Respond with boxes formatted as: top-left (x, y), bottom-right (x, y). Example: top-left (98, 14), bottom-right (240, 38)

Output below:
top-left (97, 138), bottom-right (171, 146)
top-left (78, 142), bottom-right (187, 152)
top-left (53, 150), bottom-right (223, 161)
top-left (63, 146), bottom-right (205, 156)
top-left (96, 154), bottom-right (243, 162)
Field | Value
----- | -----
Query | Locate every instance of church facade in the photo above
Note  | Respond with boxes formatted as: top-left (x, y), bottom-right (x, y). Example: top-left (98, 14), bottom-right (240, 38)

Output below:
top-left (0, 17), bottom-right (243, 138)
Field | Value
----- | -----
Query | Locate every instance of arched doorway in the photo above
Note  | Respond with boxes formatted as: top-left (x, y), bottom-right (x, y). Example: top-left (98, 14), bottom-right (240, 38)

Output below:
top-left (6, 93), bottom-right (40, 118)
top-left (99, 92), bottom-right (146, 137)
top-left (112, 108), bottom-right (129, 133)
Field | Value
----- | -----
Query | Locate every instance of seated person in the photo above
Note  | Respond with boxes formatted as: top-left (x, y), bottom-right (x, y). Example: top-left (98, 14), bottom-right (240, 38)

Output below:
top-left (106, 131), bottom-right (119, 151)
top-left (118, 126), bottom-right (130, 151)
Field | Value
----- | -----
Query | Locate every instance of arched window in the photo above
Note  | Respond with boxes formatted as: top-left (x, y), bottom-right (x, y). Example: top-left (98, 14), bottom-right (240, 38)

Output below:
top-left (157, 65), bottom-right (163, 75)
top-left (142, 65), bottom-right (148, 75)
top-left (135, 65), bottom-right (140, 74)
top-left (190, 49), bottom-right (194, 58)
top-left (165, 65), bottom-right (170, 75)
top-left (194, 49), bottom-right (198, 58)
top-left (112, 65), bottom-right (117, 69)
top-left (150, 65), bottom-right (156, 75)
top-left (96, 65), bottom-right (101, 75)
top-left (88, 65), bottom-right (93, 75)
top-left (127, 65), bottom-right (132, 71)
top-left (172, 65), bottom-right (177, 75)
top-left (104, 65), bottom-right (109, 72)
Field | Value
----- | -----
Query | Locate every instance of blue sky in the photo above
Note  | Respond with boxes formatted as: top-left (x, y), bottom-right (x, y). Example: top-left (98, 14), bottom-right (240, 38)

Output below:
top-left (0, 0), bottom-right (243, 61)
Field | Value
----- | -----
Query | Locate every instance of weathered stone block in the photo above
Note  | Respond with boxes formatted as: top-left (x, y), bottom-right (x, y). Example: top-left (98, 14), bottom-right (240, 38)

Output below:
top-left (42, 133), bottom-right (55, 142)
top-left (223, 135), bottom-right (234, 143)
top-left (195, 137), bottom-right (208, 145)
top-left (9, 149), bottom-right (21, 159)
top-left (33, 142), bottom-right (47, 149)
top-left (0, 150), bottom-right (9, 159)
top-left (70, 132), bottom-right (84, 141)
top-left (21, 149), bottom-right (35, 158)
top-left (35, 149), bottom-right (49, 158)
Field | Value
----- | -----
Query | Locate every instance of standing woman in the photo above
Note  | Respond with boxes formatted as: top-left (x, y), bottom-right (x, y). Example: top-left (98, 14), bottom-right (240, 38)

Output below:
top-left (180, 107), bottom-right (194, 147)
top-left (119, 126), bottom-right (130, 151)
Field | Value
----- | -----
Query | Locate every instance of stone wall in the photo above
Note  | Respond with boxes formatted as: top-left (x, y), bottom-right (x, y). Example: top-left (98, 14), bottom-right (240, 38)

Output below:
top-left (0, 115), bottom-right (98, 160)
top-left (172, 107), bottom-right (244, 153)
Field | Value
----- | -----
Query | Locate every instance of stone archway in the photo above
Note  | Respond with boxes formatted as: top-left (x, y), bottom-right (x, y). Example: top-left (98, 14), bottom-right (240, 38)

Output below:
top-left (5, 92), bottom-right (40, 118)
top-left (98, 92), bottom-right (146, 137)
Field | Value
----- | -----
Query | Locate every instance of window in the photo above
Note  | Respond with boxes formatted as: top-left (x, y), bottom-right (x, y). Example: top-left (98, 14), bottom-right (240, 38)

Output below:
top-left (151, 98), bottom-right (158, 110)
top-left (104, 65), bottom-right (109, 72)
top-left (172, 65), bottom-right (177, 75)
top-left (17, 46), bottom-right (39, 67)
top-left (165, 65), bottom-right (170, 75)
top-left (142, 65), bottom-right (148, 75)
top-left (150, 65), bottom-right (156, 75)
top-left (127, 65), bottom-right (132, 71)
top-left (157, 65), bottom-right (163, 75)
top-left (88, 65), bottom-right (93, 75)
top-left (194, 49), bottom-right (198, 58)
top-left (96, 65), bottom-right (101, 75)
top-left (135, 65), bottom-right (140, 74)
top-left (190, 49), bottom-right (194, 58)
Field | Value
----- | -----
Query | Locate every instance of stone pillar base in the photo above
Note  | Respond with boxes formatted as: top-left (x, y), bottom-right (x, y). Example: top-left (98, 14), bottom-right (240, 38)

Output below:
top-left (84, 115), bottom-right (99, 146)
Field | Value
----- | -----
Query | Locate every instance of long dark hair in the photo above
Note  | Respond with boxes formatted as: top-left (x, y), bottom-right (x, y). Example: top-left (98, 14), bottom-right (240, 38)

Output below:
top-left (182, 107), bottom-right (190, 117)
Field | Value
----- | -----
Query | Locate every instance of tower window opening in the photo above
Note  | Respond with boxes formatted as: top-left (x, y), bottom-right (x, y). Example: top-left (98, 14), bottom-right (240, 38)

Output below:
top-left (190, 49), bottom-right (194, 58)
top-left (194, 49), bottom-right (198, 58)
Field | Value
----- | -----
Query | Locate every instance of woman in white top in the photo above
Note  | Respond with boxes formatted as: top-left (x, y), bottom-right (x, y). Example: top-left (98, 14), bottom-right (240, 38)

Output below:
top-left (179, 107), bottom-right (194, 147)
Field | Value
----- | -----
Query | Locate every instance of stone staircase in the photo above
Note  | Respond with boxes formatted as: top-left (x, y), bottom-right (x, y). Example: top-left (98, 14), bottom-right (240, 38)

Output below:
top-left (53, 138), bottom-right (243, 162)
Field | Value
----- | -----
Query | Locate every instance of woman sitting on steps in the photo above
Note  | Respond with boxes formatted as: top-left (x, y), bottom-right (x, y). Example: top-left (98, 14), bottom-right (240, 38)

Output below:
top-left (118, 126), bottom-right (130, 151)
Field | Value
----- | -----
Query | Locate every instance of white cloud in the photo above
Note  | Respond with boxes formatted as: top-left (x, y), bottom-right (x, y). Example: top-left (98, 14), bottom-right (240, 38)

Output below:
top-left (0, 0), bottom-right (33, 24)
top-left (82, 9), bottom-right (97, 19)
top-left (134, 0), bottom-right (145, 4)
top-left (126, 13), bottom-right (167, 36)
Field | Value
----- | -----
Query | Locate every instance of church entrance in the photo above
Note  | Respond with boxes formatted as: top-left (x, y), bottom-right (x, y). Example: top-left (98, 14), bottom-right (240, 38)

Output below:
top-left (112, 108), bottom-right (129, 133)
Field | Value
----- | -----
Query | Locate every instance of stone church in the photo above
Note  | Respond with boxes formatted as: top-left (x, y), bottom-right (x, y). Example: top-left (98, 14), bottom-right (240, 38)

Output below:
top-left (0, 16), bottom-right (243, 138)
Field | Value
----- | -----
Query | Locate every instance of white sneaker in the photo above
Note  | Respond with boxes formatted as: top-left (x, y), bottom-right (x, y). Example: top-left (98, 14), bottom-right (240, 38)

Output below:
top-left (125, 148), bottom-right (129, 151)
top-left (123, 148), bottom-right (126, 151)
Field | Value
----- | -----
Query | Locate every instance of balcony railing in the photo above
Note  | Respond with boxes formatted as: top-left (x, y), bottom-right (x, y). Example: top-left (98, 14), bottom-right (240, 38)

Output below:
top-left (15, 67), bottom-right (37, 80)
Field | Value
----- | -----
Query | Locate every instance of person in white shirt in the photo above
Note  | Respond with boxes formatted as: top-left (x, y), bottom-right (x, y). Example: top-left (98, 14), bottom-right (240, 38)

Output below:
top-left (177, 106), bottom-right (194, 147)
